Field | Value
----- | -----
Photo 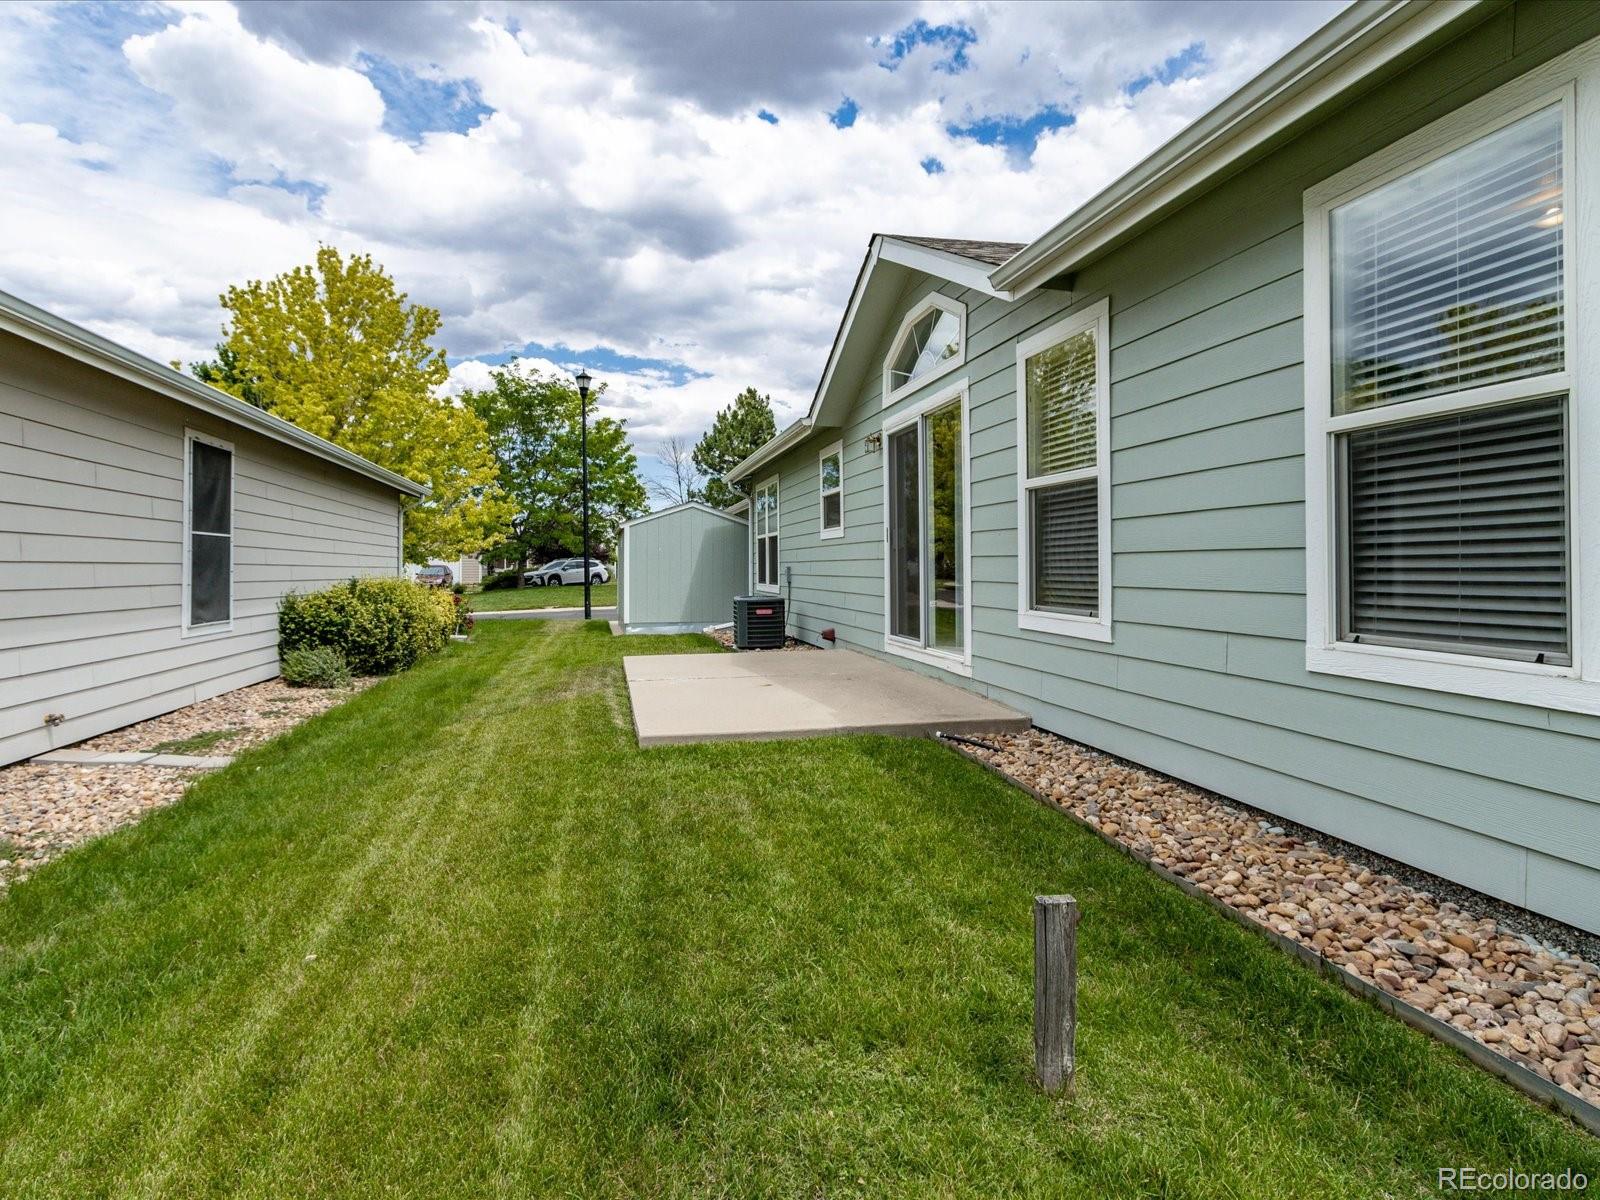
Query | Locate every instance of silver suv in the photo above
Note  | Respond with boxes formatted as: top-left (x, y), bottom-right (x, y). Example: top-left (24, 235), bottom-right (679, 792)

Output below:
top-left (525, 558), bottom-right (610, 587)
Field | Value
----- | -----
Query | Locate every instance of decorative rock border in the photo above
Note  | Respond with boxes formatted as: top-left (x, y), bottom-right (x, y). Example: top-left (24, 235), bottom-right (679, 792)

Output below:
top-left (938, 728), bottom-right (1600, 1137)
top-left (2, 678), bottom-right (367, 892)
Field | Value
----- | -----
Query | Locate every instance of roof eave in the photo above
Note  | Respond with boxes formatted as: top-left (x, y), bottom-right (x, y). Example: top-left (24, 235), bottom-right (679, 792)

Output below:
top-left (730, 231), bottom-right (1021, 483)
top-left (989, 0), bottom-right (1491, 295)
top-left (0, 291), bottom-right (430, 498)
top-left (727, 417), bottom-right (813, 484)
top-left (876, 237), bottom-right (1014, 299)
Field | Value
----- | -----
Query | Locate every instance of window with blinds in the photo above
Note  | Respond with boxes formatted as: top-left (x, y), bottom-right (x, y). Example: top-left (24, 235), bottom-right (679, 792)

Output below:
top-left (1331, 105), bottom-right (1564, 413)
top-left (1325, 100), bottom-right (1572, 667)
top-left (1017, 302), bottom-right (1108, 631)
top-left (1032, 480), bottom-right (1098, 615)
top-left (1341, 397), bottom-right (1569, 664)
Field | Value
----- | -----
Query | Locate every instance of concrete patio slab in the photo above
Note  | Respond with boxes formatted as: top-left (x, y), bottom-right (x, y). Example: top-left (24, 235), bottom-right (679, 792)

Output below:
top-left (624, 648), bottom-right (1029, 746)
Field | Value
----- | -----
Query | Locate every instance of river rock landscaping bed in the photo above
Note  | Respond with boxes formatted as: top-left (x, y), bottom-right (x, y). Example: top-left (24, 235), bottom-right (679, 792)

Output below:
top-left (75, 677), bottom-right (373, 756)
top-left (704, 625), bottom-right (815, 651)
top-left (1, 678), bottom-right (370, 891)
top-left (957, 727), bottom-right (1600, 1106)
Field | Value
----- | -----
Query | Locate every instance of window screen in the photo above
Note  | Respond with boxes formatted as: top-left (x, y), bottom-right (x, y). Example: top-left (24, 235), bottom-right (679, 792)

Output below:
top-left (1341, 396), bottom-right (1568, 664)
top-left (188, 439), bottom-right (232, 627)
top-left (1031, 479), bottom-right (1098, 616)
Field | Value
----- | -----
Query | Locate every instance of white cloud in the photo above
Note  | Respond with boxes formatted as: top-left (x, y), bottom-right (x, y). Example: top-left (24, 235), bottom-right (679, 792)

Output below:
top-left (0, 0), bottom-right (1347, 496)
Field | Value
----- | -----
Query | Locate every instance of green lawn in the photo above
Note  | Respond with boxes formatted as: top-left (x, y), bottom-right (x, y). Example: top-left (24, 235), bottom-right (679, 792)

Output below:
top-left (1, 621), bottom-right (1595, 1197)
top-left (467, 580), bottom-right (618, 611)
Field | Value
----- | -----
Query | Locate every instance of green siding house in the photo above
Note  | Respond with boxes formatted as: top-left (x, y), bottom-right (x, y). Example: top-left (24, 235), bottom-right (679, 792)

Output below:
top-left (728, 0), bottom-right (1600, 933)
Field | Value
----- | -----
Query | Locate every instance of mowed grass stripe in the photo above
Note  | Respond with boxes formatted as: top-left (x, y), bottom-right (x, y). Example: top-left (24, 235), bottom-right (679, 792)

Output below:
top-left (0, 621), bottom-right (1596, 1198)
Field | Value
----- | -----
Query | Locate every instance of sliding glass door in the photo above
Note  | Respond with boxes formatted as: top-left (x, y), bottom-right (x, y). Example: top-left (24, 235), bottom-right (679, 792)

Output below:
top-left (888, 425), bottom-right (921, 640)
top-left (886, 396), bottom-right (964, 660)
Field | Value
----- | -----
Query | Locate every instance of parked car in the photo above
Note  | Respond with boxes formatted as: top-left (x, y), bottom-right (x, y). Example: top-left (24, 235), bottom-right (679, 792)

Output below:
top-left (415, 564), bottom-right (453, 587)
top-left (524, 557), bottom-right (610, 587)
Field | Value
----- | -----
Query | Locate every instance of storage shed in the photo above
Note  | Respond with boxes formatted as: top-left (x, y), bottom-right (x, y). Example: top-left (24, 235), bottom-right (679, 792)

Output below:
top-left (618, 501), bottom-right (748, 633)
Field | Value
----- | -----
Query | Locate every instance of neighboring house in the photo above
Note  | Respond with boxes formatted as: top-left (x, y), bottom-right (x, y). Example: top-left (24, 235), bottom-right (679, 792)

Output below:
top-left (618, 501), bottom-right (748, 632)
top-left (729, 1), bottom-right (1600, 933)
top-left (0, 290), bottom-right (427, 767)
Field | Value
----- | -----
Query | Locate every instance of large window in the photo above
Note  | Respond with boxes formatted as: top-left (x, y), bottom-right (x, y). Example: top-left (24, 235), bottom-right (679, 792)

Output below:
top-left (1014, 300), bottom-right (1111, 641)
top-left (753, 477), bottom-right (780, 591)
top-left (883, 380), bottom-right (969, 672)
top-left (185, 432), bottom-right (233, 633)
top-left (819, 441), bottom-right (843, 539)
top-left (883, 294), bottom-right (964, 405)
top-left (1304, 45), bottom-right (1600, 712)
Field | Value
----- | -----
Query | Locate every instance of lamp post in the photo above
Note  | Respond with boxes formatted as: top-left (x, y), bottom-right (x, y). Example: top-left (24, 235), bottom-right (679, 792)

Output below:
top-left (575, 368), bottom-right (593, 620)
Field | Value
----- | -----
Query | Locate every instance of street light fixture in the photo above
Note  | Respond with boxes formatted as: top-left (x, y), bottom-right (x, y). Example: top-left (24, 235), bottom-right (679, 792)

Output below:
top-left (574, 368), bottom-right (593, 620)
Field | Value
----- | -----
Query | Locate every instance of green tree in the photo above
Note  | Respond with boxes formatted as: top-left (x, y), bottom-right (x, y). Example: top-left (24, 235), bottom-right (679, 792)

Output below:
top-left (193, 246), bottom-right (512, 562)
top-left (189, 345), bottom-right (264, 408)
top-left (692, 386), bottom-right (777, 510)
top-left (463, 364), bottom-right (648, 582)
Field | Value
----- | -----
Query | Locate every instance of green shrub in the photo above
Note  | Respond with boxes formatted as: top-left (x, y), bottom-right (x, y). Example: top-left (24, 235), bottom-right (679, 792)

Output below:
top-left (281, 645), bottom-right (353, 688)
top-left (481, 569), bottom-right (521, 591)
top-left (278, 577), bottom-right (457, 675)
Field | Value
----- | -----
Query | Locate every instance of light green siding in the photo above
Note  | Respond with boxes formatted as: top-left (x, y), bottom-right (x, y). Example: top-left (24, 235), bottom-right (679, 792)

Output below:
top-left (761, 3), bottom-right (1600, 932)
top-left (619, 503), bottom-right (748, 631)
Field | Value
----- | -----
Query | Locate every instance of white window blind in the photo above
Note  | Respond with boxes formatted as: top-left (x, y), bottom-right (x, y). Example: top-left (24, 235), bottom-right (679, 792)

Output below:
top-left (1022, 321), bottom-right (1102, 619)
top-left (1324, 99), bottom-right (1573, 669)
top-left (1331, 104), bottom-right (1564, 414)
top-left (1342, 396), bottom-right (1569, 664)
top-left (1031, 479), bottom-right (1098, 616)
top-left (1026, 330), bottom-right (1097, 477)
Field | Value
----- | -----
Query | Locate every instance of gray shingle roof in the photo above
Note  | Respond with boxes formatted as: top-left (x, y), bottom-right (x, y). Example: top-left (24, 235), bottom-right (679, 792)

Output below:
top-left (885, 235), bottom-right (1027, 266)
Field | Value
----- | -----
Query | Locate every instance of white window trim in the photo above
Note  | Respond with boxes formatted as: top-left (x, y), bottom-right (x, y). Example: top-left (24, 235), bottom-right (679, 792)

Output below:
top-left (819, 440), bottom-right (844, 539)
top-left (753, 475), bottom-right (780, 593)
top-left (879, 377), bottom-right (973, 677)
top-left (1014, 298), bottom-right (1113, 643)
top-left (1302, 37), bottom-right (1600, 714)
top-left (182, 428), bottom-right (235, 638)
top-left (882, 292), bottom-right (966, 408)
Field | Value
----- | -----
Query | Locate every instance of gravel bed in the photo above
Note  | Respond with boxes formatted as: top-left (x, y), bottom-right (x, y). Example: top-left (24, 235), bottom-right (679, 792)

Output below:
top-left (76, 678), bottom-right (374, 756)
top-left (0, 764), bottom-right (196, 889)
top-left (958, 727), bottom-right (1600, 1104)
top-left (704, 626), bottom-right (816, 651)
top-left (1, 678), bottom-right (369, 891)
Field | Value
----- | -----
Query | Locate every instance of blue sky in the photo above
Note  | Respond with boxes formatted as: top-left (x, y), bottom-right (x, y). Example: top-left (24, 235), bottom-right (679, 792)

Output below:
top-left (0, 0), bottom-right (1346, 500)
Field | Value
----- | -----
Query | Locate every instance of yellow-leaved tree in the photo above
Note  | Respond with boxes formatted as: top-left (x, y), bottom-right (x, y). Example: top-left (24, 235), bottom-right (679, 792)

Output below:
top-left (193, 246), bottom-right (512, 563)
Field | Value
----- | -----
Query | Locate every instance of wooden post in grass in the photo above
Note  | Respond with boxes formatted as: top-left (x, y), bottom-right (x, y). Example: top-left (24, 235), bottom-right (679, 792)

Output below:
top-left (1034, 894), bottom-right (1080, 1094)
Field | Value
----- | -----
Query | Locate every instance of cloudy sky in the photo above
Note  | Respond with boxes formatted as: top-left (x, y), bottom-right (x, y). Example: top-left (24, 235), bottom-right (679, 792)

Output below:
top-left (0, 0), bottom-right (1345, 495)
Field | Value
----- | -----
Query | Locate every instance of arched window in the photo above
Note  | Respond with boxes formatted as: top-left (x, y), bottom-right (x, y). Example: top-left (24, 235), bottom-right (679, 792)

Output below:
top-left (883, 295), bottom-right (964, 405)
